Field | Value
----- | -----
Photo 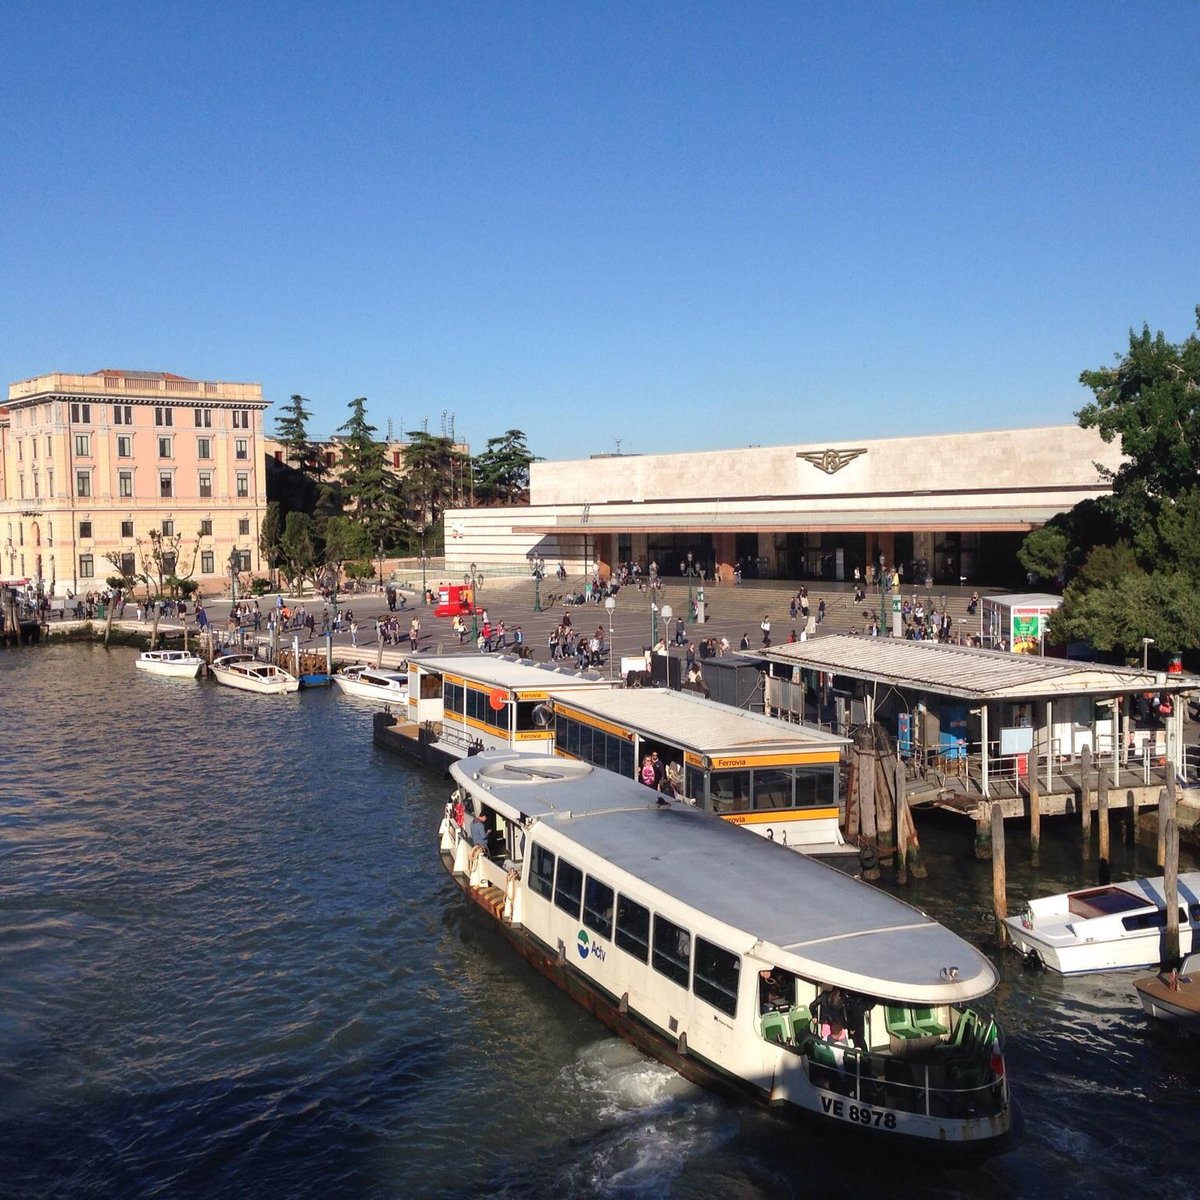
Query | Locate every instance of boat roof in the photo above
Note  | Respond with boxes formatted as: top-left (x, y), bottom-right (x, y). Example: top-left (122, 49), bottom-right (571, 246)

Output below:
top-left (414, 654), bottom-right (619, 694)
top-left (753, 633), bottom-right (1200, 700)
top-left (452, 752), bottom-right (995, 1002)
top-left (551, 688), bottom-right (849, 755)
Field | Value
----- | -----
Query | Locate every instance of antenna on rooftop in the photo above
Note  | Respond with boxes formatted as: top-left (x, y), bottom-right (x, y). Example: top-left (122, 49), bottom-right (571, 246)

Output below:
top-left (386, 418), bottom-right (394, 441)
top-left (616, 437), bottom-right (622, 456)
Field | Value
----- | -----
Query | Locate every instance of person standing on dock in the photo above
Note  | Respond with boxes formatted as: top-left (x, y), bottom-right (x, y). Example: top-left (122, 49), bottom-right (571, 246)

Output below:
top-left (409, 616), bottom-right (421, 652)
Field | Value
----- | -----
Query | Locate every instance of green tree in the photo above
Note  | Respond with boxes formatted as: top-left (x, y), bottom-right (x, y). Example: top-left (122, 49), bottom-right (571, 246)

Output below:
top-left (337, 398), bottom-right (400, 547)
top-left (399, 430), bottom-right (465, 528)
top-left (275, 394), bottom-right (320, 475)
top-left (279, 510), bottom-right (318, 591)
top-left (1077, 306), bottom-right (1200, 530)
top-left (1017, 526), bottom-right (1068, 587)
top-left (473, 428), bottom-right (538, 504)
top-left (259, 501), bottom-right (284, 585)
top-left (136, 528), bottom-right (199, 598)
top-left (321, 514), bottom-right (371, 572)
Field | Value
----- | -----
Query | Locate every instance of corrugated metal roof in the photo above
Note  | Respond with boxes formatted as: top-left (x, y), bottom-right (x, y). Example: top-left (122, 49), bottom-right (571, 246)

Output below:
top-left (753, 634), bottom-right (1199, 701)
top-left (553, 687), bottom-right (849, 753)
top-left (414, 654), bottom-right (616, 693)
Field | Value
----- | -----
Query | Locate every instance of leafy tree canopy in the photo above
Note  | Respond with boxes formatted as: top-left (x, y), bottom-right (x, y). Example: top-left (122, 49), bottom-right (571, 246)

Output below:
top-left (1016, 526), bottom-right (1068, 586)
top-left (337, 397), bottom-right (400, 546)
top-left (275, 394), bottom-right (320, 475)
top-left (473, 428), bottom-right (538, 505)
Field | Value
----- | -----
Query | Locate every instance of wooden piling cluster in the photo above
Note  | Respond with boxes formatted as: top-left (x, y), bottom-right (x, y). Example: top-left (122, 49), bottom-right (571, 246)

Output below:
top-left (847, 725), bottom-right (926, 885)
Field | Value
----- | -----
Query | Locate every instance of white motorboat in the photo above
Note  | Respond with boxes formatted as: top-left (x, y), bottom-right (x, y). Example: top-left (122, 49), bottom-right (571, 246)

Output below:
top-left (135, 649), bottom-right (203, 678)
top-left (332, 663), bottom-right (409, 704)
top-left (1133, 952), bottom-right (1200, 1028)
top-left (1004, 874), bottom-right (1200, 974)
top-left (210, 652), bottom-right (299, 695)
top-left (440, 751), bottom-right (1012, 1157)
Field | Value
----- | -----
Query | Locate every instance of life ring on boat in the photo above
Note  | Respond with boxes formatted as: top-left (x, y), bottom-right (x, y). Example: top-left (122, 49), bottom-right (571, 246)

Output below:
top-left (859, 844), bottom-right (879, 873)
top-left (468, 845), bottom-right (484, 869)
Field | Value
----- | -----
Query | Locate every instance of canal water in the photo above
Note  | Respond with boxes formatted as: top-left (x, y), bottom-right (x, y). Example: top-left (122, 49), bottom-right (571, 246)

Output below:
top-left (2, 644), bottom-right (1199, 1200)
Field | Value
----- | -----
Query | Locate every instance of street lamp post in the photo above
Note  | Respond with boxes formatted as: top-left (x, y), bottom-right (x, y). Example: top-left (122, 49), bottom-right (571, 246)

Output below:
top-left (465, 562), bottom-right (483, 638)
top-left (604, 595), bottom-right (616, 679)
top-left (686, 551), bottom-right (697, 623)
top-left (420, 532), bottom-right (428, 605)
top-left (1143, 637), bottom-right (1155, 670)
top-left (660, 605), bottom-right (673, 655)
top-left (228, 547), bottom-right (240, 606)
top-left (533, 561), bottom-right (542, 613)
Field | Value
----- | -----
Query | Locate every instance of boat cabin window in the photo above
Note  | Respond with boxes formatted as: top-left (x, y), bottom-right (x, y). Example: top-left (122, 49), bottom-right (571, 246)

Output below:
top-left (529, 844), bottom-right (555, 900)
top-left (419, 672), bottom-right (442, 699)
top-left (693, 939), bottom-right (740, 1017)
top-left (466, 687), bottom-right (509, 731)
top-left (708, 765), bottom-right (838, 814)
top-left (553, 712), bottom-right (635, 778)
top-left (1122, 910), bottom-right (1178, 932)
top-left (444, 681), bottom-right (464, 715)
top-left (652, 915), bottom-right (691, 988)
top-left (554, 858), bottom-right (584, 919)
top-left (759, 967), bottom-right (796, 1012)
top-left (615, 895), bottom-right (650, 962)
top-left (583, 876), bottom-right (615, 939)
top-left (1068, 886), bottom-right (1147, 919)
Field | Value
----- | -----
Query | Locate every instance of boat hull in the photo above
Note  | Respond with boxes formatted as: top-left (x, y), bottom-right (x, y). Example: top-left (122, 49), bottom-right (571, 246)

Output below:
top-left (332, 675), bottom-right (408, 704)
top-left (135, 656), bottom-right (202, 678)
top-left (210, 665), bottom-right (299, 694)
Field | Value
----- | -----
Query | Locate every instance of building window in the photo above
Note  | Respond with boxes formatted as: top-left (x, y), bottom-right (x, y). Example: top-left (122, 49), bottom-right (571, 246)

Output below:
top-left (274, 449), bottom-right (283, 462)
top-left (119, 551), bottom-right (135, 576)
top-left (325, 451), bottom-right (335, 468)
top-left (159, 473), bottom-right (173, 499)
top-left (79, 520), bottom-right (93, 540)
top-left (31, 439), bottom-right (37, 460)
top-left (233, 409), bottom-right (250, 429)
top-left (118, 470), bottom-right (133, 498)
top-left (194, 408), bottom-right (212, 428)
top-left (236, 472), bottom-right (249, 498)
top-left (71, 402), bottom-right (92, 423)
top-left (47, 469), bottom-right (53, 495)
top-left (18, 474), bottom-right (24, 499)
top-left (76, 470), bottom-right (91, 498)
top-left (121, 520), bottom-right (134, 538)
top-left (201, 550), bottom-right (214, 574)
top-left (238, 518), bottom-right (250, 536)
top-left (199, 518), bottom-right (213, 537)
top-left (158, 436), bottom-right (172, 459)
top-left (79, 554), bottom-right (94, 579)
top-left (199, 471), bottom-right (212, 498)
top-left (155, 406), bottom-right (173, 427)
top-left (46, 435), bottom-right (53, 458)
top-left (113, 404), bottom-right (132, 425)
top-left (235, 439), bottom-right (248, 460)
top-left (117, 435), bottom-right (132, 457)
top-left (237, 550), bottom-right (251, 572)
top-left (197, 437), bottom-right (212, 459)
top-left (161, 552), bottom-right (177, 574)
top-left (74, 434), bottom-right (90, 457)
top-left (17, 441), bottom-right (22, 461)
top-left (162, 519), bottom-right (175, 537)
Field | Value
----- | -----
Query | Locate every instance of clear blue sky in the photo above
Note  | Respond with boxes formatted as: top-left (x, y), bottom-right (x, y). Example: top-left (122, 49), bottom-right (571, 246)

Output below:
top-left (3, 2), bottom-right (1198, 460)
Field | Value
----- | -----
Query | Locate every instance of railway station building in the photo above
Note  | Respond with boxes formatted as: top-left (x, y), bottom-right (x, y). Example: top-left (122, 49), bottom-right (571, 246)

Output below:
top-left (443, 424), bottom-right (1124, 588)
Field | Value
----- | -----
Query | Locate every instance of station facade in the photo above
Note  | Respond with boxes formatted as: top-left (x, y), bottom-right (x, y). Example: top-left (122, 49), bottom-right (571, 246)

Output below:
top-left (443, 424), bottom-right (1124, 587)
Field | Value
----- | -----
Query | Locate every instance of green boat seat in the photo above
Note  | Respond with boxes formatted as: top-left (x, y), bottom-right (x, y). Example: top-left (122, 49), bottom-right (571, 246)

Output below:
top-left (885, 1005), bottom-right (920, 1039)
top-left (761, 1011), bottom-right (788, 1044)
top-left (911, 1005), bottom-right (949, 1036)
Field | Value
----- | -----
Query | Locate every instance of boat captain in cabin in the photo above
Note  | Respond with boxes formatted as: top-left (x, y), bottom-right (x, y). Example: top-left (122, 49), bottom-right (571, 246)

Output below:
top-left (469, 809), bottom-right (489, 853)
top-left (759, 968), bottom-right (792, 1013)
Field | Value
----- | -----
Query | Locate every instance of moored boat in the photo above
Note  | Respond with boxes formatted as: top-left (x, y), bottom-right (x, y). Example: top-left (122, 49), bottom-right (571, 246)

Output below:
top-left (135, 649), bottom-right (203, 678)
top-left (1004, 874), bottom-right (1200, 974)
top-left (1133, 953), bottom-right (1200, 1028)
top-left (440, 751), bottom-right (1013, 1155)
top-left (210, 652), bottom-right (299, 695)
top-left (332, 663), bottom-right (408, 704)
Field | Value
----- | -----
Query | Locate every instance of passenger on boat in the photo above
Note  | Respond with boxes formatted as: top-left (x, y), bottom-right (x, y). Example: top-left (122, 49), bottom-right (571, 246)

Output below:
top-left (810, 986), bottom-right (850, 1043)
top-left (469, 810), bottom-right (488, 851)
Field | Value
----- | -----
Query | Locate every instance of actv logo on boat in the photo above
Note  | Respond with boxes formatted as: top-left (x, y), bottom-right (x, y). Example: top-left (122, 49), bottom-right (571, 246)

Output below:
top-left (577, 930), bottom-right (606, 961)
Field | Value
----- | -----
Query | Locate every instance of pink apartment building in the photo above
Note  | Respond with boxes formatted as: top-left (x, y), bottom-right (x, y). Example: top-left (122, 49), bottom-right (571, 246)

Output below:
top-left (0, 369), bottom-right (270, 597)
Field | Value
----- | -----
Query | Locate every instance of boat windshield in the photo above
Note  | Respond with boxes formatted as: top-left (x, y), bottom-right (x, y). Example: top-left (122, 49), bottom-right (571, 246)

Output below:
top-left (1068, 887), bottom-right (1150, 919)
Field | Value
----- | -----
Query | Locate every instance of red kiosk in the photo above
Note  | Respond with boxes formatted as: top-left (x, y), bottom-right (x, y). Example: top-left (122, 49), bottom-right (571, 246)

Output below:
top-left (434, 583), bottom-right (476, 618)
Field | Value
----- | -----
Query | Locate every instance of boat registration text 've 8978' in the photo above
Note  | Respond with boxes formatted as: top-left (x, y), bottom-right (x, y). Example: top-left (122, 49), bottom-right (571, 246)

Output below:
top-left (439, 751), bottom-right (1013, 1157)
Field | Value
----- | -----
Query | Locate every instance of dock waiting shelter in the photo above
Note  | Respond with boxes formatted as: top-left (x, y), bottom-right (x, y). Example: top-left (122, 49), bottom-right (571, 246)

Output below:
top-left (753, 634), bottom-right (1198, 800)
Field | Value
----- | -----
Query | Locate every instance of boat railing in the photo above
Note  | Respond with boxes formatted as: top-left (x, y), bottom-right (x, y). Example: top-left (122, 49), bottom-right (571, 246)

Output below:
top-left (802, 1040), bottom-right (1005, 1118)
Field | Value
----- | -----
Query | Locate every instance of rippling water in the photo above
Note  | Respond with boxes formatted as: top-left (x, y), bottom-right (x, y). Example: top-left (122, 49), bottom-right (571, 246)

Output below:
top-left (2, 645), bottom-right (1200, 1199)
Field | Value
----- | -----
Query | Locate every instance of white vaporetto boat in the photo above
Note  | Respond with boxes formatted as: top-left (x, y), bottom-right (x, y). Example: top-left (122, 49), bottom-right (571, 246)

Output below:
top-left (210, 652), bottom-right (299, 695)
top-left (1004, 874), bottom-right (1200, 974)
top-left (440, 752), bottom-right (1012, 1156)
top-left (135, 649), bottom-right (203, 678)
top-left (332, 663), bottom-right (409, 704)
